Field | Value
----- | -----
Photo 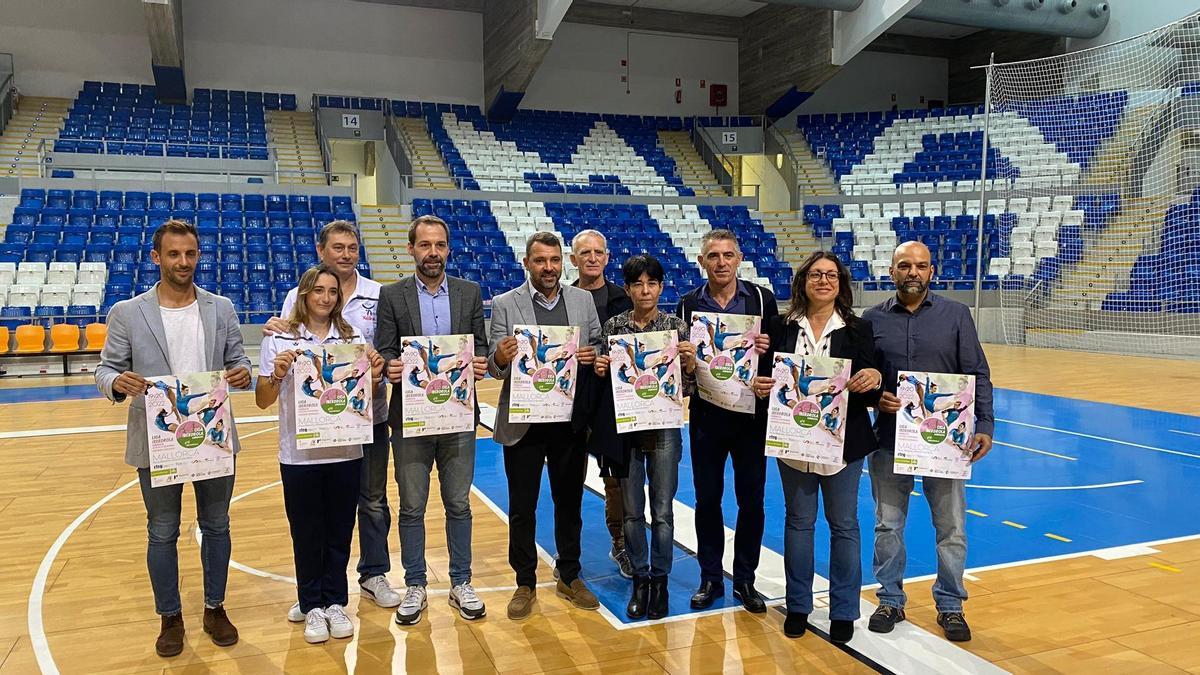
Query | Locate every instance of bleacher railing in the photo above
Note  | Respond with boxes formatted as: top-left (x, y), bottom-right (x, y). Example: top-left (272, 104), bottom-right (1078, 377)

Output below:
top-left (0, 53), bottom-right (14, 138)
top-left (690, 124), bottom-right (738, 197)
top-left (765, 122), bottom-right (801, 209)
top-left (28, 157), bottom-right (356, 193)
top-left (399, 173), bottom-right (756, 200)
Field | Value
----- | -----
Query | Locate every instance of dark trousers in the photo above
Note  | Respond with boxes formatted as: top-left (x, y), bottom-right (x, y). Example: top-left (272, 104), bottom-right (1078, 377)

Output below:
top-left (503, 423), bottom-right (587, 587)
top-left (603, 476), bottom-right (625, 550)
top-left (689, 407), bottom-right (767, 585)
top-left (280, 459), bottom-right (362, 613)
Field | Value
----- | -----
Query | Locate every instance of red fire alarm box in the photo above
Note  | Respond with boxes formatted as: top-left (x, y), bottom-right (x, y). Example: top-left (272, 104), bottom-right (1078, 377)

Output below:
top-left (709, 84), bottom-right (728, 108)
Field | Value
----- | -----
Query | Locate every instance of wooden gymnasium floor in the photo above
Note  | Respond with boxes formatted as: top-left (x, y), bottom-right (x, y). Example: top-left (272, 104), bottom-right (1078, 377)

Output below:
top-left (0, 345), bottom-right (1198, 674)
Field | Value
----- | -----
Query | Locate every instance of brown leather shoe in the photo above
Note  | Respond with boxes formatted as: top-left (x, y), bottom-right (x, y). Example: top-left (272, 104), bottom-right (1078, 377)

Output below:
top-left (507, 586), bottom-right (536, 620)
top-left (203, 605), bottom-right (239, 647)
top-left (155, 613), bottom-right (185, 657)
top-left (556, 578), bottom-right (600, 611)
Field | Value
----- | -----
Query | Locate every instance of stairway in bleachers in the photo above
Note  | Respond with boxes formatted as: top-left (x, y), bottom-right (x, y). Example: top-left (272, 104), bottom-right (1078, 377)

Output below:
top-left (394, 117), bottom-right (455, 189)
top-left (780, 130), bottom-right (840, 197)
top-left (358, 204), bottom-right (416, 284)
top-left (759, 211), bottom-right (819, 267)
top-left (1052, 195), bottom-right (1169, 309)
top-left (656, 131), bottom-right (724, 197)
top-left (1081, 104), bottom-right (1160, 188)
top-left (267, 111), bottom-right (325, 185)
top-left (0, 97), bottom-right (70, 178)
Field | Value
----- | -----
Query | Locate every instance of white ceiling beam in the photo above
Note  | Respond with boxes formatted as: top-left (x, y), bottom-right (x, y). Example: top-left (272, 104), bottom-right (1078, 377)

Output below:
top-left (831, 0), bottom-right (921, 66)
top-left (536, 0), bottom-right (573, 39)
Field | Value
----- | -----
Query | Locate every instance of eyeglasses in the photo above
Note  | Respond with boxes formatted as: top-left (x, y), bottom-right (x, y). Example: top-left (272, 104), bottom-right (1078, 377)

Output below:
top-left (806, 271), bottom-right (840, 282)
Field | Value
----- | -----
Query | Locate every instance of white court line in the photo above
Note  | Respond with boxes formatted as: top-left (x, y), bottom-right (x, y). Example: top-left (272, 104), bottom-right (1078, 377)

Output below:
top-left (965, 479), bottom-right (1143, 491)
top-left (28, 478), bottom-right (140, 675)
top-left (993, 441), bottom-right (1076, 461)
top-left (1169, 429), bottom-right (1200, 438)
top-left (0, 415), bottom-right (280, 440)
top-left (997, 418), bottom-right (1200, 460)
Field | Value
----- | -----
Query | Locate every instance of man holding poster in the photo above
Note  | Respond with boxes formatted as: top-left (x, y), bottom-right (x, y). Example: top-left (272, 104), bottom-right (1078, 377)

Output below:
top-left (676, 229), bottom-right (774, 613)
top-left (489, 231), bottom-right (602, 620)
top-left (864, 241), bottom-right (994, 643)
top-left (593, 254), bottom-right (695, 620)
top-left (375, 214), bottom-right (488, 626)
top-left (96, 219), bottom-right (251, 657)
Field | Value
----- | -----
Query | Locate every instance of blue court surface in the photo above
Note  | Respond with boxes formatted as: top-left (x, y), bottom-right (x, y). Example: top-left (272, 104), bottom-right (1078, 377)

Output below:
top-left (473, 387), bottom-right (1200, 625)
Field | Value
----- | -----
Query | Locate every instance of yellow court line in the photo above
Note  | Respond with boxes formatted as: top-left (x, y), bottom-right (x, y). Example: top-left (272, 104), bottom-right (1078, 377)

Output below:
top-left (1044, 533), bottom-right (1072, 543)
top-left (1002, 520), bottom-right (1027, 530)
top-left (966, 509), bottom-right (988, 517)
top-left (1149, 562), bottom-right (1181, 573)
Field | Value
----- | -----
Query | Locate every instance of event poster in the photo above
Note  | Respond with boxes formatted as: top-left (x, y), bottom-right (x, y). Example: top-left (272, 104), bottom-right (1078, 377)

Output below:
top-left (608, 330), bottom-right (684, 433)
top-left (145, 370), bottom-right (235, 487)
top-left (292, 343), bottom-right (374, 450)
top-left (508, 324), bottom-right (579, 423)
top-left (689, 312), bottom-right (761, 414)
top-left (400, 334), bottom-right (476, 438)
top-left (764, 353), bottom-right (851, 465)
top-left (893, 371), bottom-right (977, 480)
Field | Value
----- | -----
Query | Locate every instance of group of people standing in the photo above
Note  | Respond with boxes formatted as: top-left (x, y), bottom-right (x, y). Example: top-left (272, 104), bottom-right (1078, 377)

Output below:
top-left (97, 212), bottom-right (991, 658)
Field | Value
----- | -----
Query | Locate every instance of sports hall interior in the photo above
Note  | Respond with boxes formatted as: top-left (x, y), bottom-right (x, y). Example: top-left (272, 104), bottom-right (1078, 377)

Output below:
top-left (0, 1), bottom-right (1199, 673)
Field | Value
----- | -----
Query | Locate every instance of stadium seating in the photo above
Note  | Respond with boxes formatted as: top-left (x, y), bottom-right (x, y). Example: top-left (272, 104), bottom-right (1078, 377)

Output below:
top-left (2, 188), bottom-right (361, 323)
top-left (421, 105), bottom-right (697, 195)
top-left (53, 82), bottom-right (297, 160)
top-left (797, 96), bottom-right (1127, 195)
top-left (1104, 197), bottom-right (1200, 313)
top-left (412, 197), bottom-right (790, 303)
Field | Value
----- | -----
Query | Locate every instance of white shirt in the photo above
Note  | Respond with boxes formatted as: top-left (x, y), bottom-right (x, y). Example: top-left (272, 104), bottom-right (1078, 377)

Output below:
top-left (783, 311), bottom-right (847, 476)
top-left (260, 321), bottom-right (366, 466)
top-left (160, 300), bottom-right (207, 374)
top-left (281, 271), bottom-right (387, 423)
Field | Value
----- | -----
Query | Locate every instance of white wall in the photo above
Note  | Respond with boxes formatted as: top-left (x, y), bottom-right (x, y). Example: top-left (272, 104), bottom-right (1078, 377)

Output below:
top-left (797, 51), bottom-right (948, 114)
top-left (1066, 1), bottom-right (1200, 52)
top-left (0, 0), bottom-right (483, 107)
top-left (523, 23), bottom-right (739, 116)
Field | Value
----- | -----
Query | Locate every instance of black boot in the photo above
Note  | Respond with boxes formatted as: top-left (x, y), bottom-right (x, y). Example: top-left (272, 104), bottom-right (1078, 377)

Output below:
top-left (626, 576), bottom-right (649, 619)
top-left (690, 580), bottom-right (724, 609)
top-left (647, 576), bottom-right (669, 620)
top-left (783, 612), bottom-right (808, 638)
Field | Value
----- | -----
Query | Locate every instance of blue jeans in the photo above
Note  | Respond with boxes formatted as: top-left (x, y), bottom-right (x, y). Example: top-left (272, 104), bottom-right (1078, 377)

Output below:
top-left (357, 422), bottom-right (392, 583)
top-left (137, 468), bottom-right (235, 616)
top-left (778, 458), bottom-right (863, 621)
top-left (393, 429), bottom-right (475, 587)
top-left (622, 429), bottom-right (682, 578)
top-left (868, 446), bottom-right (968, 612)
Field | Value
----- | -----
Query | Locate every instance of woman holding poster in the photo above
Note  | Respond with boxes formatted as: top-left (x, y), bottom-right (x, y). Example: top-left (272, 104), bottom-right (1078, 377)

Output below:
top-left (594, 255), bottom-right (696, 621)
top-left (255, 265), bottom-right (383, 645)
top-left (754, 252), bottom-right (882, 643)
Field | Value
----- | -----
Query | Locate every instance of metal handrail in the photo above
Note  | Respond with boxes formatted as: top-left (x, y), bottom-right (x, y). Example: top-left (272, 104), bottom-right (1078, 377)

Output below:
top-left (402, 173), bottom-right (756, 200)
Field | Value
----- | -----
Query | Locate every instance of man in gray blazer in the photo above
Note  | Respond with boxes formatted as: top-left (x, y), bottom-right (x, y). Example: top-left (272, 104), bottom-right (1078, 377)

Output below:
top-left (488, 231), bottom-right (602, 620)
top-left (95, 219), bottom-right (252, 658)
top-left (375, 215), bottom-right (488, 626)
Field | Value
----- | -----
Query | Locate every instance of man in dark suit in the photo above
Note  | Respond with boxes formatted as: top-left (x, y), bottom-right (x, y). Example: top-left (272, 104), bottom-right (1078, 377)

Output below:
top-left (375, 215), bottom-right (488, 626)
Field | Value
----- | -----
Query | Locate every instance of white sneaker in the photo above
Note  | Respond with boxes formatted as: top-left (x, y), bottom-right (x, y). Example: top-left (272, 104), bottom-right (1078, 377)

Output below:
top-left (449, 582), bottom-right (486, 620)
top-left (304, 608), bottom-right (329, 644)
top-left (394, 585), bottom-right (428, 626)
top-left (360, 575), bottom-right (402, 608)
top-left (287, 602), bottom-right (304, 623)
top-left (325, 604), bottom-right (354, 639)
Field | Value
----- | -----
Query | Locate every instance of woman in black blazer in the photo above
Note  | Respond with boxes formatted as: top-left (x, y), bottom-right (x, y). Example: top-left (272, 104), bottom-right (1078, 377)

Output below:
top-left (752, 251), bottom-right (882, 643)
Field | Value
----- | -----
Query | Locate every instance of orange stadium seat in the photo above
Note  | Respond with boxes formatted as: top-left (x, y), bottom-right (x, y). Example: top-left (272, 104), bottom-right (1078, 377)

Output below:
top-left (84, 322), bottom-right (107, 351)
top-left (0, 326), bottom-right (9, 354)
top-left (49, 323), bottom-right (81, 353)
top-left (14, 324), bottom-right (46, 353)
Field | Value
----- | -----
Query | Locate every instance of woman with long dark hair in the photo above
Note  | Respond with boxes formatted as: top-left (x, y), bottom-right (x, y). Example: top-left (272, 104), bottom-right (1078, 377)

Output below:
top-left (751, 251), bottom-right (883, 643)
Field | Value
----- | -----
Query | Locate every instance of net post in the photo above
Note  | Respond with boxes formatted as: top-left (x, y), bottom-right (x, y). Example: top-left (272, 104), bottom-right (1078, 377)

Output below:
top-left (973, 52), bottom-right (995, 319)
